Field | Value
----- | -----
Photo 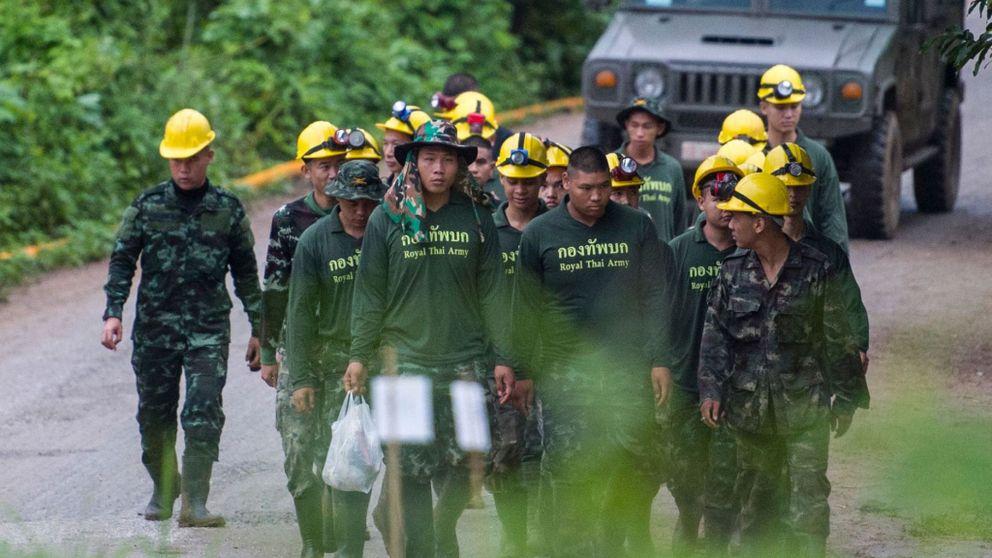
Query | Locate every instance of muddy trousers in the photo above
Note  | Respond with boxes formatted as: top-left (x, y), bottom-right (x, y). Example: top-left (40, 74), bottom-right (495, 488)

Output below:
top-left (132, 344), bottom-right (229, 470)
top-left (735, 420), bottom-right (831, 558)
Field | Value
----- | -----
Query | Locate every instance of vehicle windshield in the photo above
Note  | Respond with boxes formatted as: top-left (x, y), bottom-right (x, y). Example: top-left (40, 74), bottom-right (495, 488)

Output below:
top-left (623, 0), bottom-right (750, 10)
top-left (625, 0), bottom-right (888, 18)
top-left (767, 0), bottom-right (887, 17)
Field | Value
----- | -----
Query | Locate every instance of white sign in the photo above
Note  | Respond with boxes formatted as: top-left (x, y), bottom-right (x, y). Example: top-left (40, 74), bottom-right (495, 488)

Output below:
top-left (371, 375), bottom-right (434, 444)
top-left (680, 141), bottom-right (721, 162)
top-left (450, 380), bottom-right (491, 452)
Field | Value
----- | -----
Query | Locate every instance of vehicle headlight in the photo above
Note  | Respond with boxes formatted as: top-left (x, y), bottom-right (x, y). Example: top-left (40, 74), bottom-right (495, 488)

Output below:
top-left (634, 67), bottom-right (665, 99)
top-left (802, 74), bottom-right (825, 108)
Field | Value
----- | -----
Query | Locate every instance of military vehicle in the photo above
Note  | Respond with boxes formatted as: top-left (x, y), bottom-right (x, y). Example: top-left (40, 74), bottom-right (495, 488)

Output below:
top-left (581, 0), bottom-right (963, 238)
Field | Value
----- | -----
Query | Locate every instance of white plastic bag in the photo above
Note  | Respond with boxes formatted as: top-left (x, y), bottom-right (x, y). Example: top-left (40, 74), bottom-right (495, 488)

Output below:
top-left (322, 392), bottom-right (383, 493)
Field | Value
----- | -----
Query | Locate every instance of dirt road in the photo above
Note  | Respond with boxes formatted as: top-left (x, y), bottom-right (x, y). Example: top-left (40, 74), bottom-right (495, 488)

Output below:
top-left (3, 38), bottom-right (992, 558)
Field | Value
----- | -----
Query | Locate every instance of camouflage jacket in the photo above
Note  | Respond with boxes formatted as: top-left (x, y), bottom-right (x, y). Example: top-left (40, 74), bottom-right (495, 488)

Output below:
top-left (103, 179), bottom-right (261, 349)
top-left (697, 240), bottom-right (868, 434)
top-left (260, 192), bottom-right (331, 364)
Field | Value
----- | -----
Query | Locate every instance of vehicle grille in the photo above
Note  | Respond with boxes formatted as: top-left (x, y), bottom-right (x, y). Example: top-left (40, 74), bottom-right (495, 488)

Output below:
top-left (674, 71), bottom-right (762, 107)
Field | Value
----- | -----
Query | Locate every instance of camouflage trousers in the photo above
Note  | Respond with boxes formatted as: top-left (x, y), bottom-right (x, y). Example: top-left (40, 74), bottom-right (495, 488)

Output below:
top-left (131, 343), bottom-right (228, 464)
top-left (734, 418), bottom-right (831, 556)
top-left (275, 349), bottom-right (349, 498)
top-left (659, 388), bottom-right (739, 556)
top-left (538, 366), bottom-right (666, 558)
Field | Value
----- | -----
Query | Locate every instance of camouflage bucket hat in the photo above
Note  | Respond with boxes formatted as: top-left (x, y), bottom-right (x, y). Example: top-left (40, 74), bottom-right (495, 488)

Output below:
top-left (393, 119), bottom-right (478, 165)
top-left (324, 160), bottom-right (387, 201)
top-left (616, 97), bottom-right (672, 137)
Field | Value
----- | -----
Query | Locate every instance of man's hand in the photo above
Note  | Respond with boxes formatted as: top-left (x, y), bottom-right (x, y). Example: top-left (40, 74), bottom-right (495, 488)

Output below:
top-left (494, 365), bottom-right (516, 405)
top-left (700, 398), bottom-right (721, 429)
top-left (245, 337), bottom-right (261, 371)
top-left (859, 351), bottom-right (869, 375)
top-left (831, 405), bottom-right (855, 438)
top-left (343, 361), bottom-right (368, 395)
top-left (101, 318), bottom-right (124, 351)
top-left (260, 363), bottom-right (279, 388)
top-left (292, 387), bottom-right (316, 414)
top-left (651, 366), bottom-right (673, 407)
top-left (510, 379), bottom-right (534, 416)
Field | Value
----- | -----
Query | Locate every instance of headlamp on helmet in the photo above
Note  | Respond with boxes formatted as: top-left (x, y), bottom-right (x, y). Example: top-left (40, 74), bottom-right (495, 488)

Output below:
top-left (611, 156), bottom-right (639, 181)
top-left (710, 172), bottom-right (739, 202)
top-left (334, 128), bottom-right (367, 149)
top-left (392, 100), bottom-right (413, 122)
top-left (509, 148), bottom-right (529, 166)
top-left (467, 112), bottom-right (486, 135)
top-left (431, 92), bottom-right (456, 112)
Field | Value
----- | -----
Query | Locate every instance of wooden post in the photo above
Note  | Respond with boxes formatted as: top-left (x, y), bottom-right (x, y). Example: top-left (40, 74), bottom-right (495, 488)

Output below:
top-left (382, 346), bottom-right (405, 558)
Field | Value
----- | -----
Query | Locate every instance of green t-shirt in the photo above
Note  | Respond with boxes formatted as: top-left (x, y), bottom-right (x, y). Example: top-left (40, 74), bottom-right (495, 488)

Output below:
top-left (350, 191), bottom-right (504, 367)
top-left (668, 219), bottom-right (738, 394)
top-left (512, 198), bottom-right (675, 387)
top-left (617, 142), bottom-right (687, 242)
top-left (284, 207), bottom-right (362, 391)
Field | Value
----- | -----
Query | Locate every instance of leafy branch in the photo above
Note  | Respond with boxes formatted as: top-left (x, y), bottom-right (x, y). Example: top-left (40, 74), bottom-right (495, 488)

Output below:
top-left (926, 0), bottom-right (992, 76)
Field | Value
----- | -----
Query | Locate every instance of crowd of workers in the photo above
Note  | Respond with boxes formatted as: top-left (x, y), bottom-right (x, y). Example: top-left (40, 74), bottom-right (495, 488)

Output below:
top-left (100, 63), bottom-right (870, 558)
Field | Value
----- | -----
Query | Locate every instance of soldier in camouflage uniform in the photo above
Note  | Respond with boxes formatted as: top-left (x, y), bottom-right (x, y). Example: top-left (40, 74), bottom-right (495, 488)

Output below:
top-left (260, 121), bottom-right (347, 554)
top-left (698, 173), bottom-right (869, 557)
top-left (283, 161), bottom-right (385, 558)
top-left (101, 109), bottom-right (262, 527)
top-left (664, 155), bottom-right (744, 556)
top-left (508, 146), bottom-right (676, 557)
top-left (344, 121), bottom-right (511, 558)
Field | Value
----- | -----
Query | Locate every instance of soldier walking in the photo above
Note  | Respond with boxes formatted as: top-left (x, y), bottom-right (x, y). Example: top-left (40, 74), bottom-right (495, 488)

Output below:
top-left (100, 109), bottom-right (262, 527)
top-left (284, 161), bottom-right (385, 557)
top-left (698, 173), bottom-right (869, 557)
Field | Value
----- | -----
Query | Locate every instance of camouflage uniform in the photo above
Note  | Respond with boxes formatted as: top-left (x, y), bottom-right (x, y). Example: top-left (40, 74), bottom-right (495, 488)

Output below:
top-left (698, 240), bottom-right (869, 556)
top-left (103, 179), bottom-right (261, 465)
top-left (261, 192), bottom-right (331, 495)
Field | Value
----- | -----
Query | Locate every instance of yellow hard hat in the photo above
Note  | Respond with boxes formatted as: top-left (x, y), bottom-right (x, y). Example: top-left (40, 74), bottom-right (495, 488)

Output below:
top-left (344, 128), bottom-right (383, 162)
top-left (757, 64), bottom-right (806, 104)
top-left (496, 132), bottom-right (548, 179)
top-left (296, 121), bottom-right (345, 160)
top-left (740, 150), bottom-right (766, 175)
top-left (545, 140), bottom-right (572, 169)
top-left (717, 139), bottom-right (758, 166)
top-left (607, 152), bottom-right (644, 189)
top-left (718, 109), bottom-right (768, 145)
top-left (717, 173), bottom-right (791, 216)
top-left (764, 143), bottom-right (816, 187)
top-left (692, 155), bottom-right (743, 199)
top-left (160, 108), bottom-right (216, 159)
top-left (447, 91), bottom-right (499, 140)
top-left (375, 101), bottom-right (432, 138)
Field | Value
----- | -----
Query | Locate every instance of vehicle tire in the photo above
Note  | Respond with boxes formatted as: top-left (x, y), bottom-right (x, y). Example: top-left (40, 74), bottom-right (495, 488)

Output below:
top-left (848, 111), bottom-right (903, 239)
top-left (581, 115), bottom-right (623, 152)
top-left (913, 89), bottom-right (961, 213)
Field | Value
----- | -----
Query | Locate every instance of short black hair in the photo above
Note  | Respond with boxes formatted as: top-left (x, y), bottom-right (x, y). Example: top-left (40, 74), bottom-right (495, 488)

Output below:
top-left (462, 135), bottom-right (493, 154)
top-left (443, 73), bottom-right (479, 97)
top-left (567, 145), bottom-right (609, 174)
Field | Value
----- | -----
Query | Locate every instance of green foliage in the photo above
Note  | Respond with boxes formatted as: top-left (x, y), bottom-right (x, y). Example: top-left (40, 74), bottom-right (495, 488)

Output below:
top-left (0, 0), bottom-right (590, 258)
top-left (926, 0), bottom-right (992, 76)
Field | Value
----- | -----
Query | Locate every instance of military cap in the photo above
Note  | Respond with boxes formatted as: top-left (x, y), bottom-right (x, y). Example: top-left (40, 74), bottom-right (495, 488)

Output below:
top-left (393, 119), bottom-right (477, 165)
top-left (324, 160), bottom-right (387, 201)
top-left (615, 97), bottom-right (672, 137)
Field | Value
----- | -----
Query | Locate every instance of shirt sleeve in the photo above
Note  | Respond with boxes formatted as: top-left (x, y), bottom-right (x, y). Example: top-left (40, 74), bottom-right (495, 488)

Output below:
top-left (697, 267), bottom-right (734, 402)
top-left (672, 165), bottom-right (688, 233)
top-left (228, 201), bottom-right (262, 337)
top-left (508, 228), bottom-right (546, 375)
top-left (260, 210), bottom-right (294, 365)
top-left (640, 217), bottom-right (676, 368)
top-left (811, 153), bottom-right (850, 253)
top-left (819, 264), bottom-right (870, 411)
top-left (103, 203), bottom-right (143, 321)
top-left (285, 235), bottom-right (322, 391)
top-left (350, 210), bottom-right (389, 366)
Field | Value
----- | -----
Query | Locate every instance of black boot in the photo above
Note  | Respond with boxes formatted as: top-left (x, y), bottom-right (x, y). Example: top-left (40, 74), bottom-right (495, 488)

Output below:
top-left (143, 450), bottom-right (180, 521)
top-left (334, 489), bottom-right (373, 558)
top-left (322, 485), bottom-right (338, 553)
top-left (293, 487), bottom-right (323, 558)
top-left (178, 456), bottom-right (225, 528)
